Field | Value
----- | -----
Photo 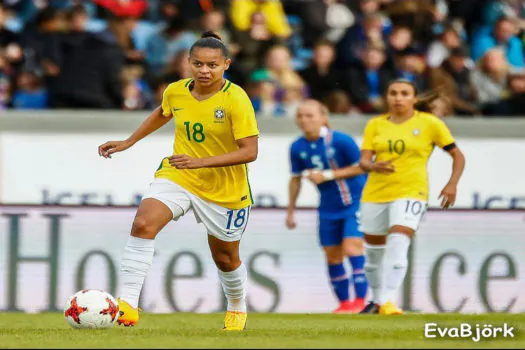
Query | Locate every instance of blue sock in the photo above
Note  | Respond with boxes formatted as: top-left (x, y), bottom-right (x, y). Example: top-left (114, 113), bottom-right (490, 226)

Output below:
top-left (349, 255), bottom-right (368, 299)
top-left (328, 263), bottom-right (349, 302)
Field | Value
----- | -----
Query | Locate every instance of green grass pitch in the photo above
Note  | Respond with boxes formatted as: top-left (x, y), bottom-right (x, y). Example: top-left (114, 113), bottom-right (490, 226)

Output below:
top-left (1, 313), bottom-right (524, 348)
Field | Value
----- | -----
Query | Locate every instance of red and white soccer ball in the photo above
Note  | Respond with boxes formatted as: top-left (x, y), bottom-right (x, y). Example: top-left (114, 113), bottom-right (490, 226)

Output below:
top-left (63, 290), bottom-right (119, 329)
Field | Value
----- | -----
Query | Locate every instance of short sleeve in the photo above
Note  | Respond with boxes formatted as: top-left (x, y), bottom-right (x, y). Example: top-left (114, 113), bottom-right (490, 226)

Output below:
top-left (361, 119), bottom-right (377, 151)
top-left (289, 143), bottom-right (304, 176)
top-left (338, 134), bottom-right (361, 165)
top-left (161, 84), bottom-right (172, 117)
top-left (432, 118), bottom-right (455, 149)
top-left (231, 87), bottom-right (259, 140)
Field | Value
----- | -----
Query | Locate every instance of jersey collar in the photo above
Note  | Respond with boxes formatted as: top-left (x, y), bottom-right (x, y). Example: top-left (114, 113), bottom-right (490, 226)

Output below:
top-left (320, 126), bottom-right (329, 138)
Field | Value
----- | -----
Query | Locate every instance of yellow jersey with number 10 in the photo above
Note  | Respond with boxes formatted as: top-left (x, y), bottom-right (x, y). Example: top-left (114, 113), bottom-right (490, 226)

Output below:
top-left (361, 111), bottom-right (455, 203)
top-left (156, 78), bottom-right (259, 209)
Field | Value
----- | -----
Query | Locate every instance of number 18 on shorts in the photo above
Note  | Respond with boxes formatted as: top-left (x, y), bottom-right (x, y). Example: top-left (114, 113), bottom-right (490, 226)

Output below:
top-left (142, 178), bottom-right (250, 242)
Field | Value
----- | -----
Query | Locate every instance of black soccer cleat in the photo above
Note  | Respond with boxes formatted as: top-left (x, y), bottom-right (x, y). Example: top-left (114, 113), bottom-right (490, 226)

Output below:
top-left (359, 302), bottom-right (380, 314)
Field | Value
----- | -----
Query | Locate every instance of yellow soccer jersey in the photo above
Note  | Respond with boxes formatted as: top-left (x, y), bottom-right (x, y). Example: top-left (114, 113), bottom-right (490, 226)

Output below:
top-left (361, 111), bottom-right (455, 203)
top-left (156, 78), bottom-right (259, 209)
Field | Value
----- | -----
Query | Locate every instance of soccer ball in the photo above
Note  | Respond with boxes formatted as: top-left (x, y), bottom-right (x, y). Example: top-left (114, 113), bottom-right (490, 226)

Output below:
top-left (63, 290), bottom-right (119, 329)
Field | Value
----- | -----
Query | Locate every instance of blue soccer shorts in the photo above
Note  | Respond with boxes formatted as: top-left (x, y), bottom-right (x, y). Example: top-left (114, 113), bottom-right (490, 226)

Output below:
top-left (318, 209), bottom-right (363, 247)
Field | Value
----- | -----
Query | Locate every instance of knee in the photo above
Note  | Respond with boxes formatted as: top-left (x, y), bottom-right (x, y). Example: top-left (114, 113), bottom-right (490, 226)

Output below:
top-left (345, 239), bottom-right (365, 256)
top-left (213, 253), bottom-right (240, 272)
top-left (131, 216), bottom-right (158, 239)
top-left (324, 248), bottom-right (344, 265)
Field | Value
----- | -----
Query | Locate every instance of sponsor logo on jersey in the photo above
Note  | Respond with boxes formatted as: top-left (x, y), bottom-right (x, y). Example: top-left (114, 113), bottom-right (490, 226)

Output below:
top-left (300, 152), bottom-right (308, 159)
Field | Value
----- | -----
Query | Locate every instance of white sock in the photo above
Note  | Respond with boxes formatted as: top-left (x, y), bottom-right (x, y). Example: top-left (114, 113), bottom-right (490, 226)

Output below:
top-left (118, 236), bottom-right (155, 308)
top-left (379, 233), bottom-right (411, 305)
top-left (218, 263), bottom-right (248, 313)
top-left (364, 244), bottom-right (385, 303)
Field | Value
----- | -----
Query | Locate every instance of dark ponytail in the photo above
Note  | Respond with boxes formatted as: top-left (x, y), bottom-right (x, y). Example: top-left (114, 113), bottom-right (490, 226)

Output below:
top-left (414, 89), bottom-right (443, 112)
top-left (190, 30), bottom-right (229, 58)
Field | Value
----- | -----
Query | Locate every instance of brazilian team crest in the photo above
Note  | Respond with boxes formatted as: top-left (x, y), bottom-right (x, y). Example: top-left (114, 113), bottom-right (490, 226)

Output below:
top-left (214, 106), bottom-right (225, 123)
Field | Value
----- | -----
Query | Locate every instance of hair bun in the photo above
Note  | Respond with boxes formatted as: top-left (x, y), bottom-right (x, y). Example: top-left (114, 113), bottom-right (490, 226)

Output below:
top-left (201, 30), bottom-right (222, 41)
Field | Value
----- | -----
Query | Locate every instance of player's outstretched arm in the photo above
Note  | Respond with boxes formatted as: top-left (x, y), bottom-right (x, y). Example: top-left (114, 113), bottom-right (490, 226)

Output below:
top-left (439, 146), bottom-right (466, 208)
top-left (98, 106), bottom-right (171, 158)
top-left (286, 176), bottom-right (302, 229)
top-left (169, 135), bottom-right (258, 169)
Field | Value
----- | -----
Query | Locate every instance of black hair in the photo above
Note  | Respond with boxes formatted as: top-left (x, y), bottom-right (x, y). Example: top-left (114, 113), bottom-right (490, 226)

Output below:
top-left (387, 78), bottom-right (418, 95)
top-left (189, 31), bottom-right (229, 58)
top-left (67, 4), bottom-right (87, 20)
top-left (386, 79), bottom-right (443, 112)
top-left (35, 6), bottom-right (60, 27)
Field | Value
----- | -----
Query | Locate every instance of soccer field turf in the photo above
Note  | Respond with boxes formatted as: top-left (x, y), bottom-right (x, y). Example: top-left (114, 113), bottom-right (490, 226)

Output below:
top-left (1, 313), bottom-right (524, 349)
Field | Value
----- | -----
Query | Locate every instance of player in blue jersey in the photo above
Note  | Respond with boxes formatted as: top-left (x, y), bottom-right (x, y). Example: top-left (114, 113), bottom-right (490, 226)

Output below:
top-left (286, 99), bottom-right (368, 313)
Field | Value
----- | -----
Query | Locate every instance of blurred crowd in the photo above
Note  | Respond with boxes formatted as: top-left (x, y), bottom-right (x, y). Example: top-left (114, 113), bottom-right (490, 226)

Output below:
top-left (1, 0), bottom-right (524, 117)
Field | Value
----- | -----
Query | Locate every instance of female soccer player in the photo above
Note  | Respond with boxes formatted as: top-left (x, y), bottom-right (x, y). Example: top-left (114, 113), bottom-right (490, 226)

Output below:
top-left (358, 79), bottom-right (466, 315)
top-left (286, 99), bottom-right (369, 313)
top-left (98, 31), bottom-right (259, 331)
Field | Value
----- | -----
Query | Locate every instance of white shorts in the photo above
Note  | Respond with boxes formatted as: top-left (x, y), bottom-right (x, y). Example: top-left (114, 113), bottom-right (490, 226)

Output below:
top-left (358, 199), bottom-right (427, 235)
top-left (141, 178), bottom-right (250, 242)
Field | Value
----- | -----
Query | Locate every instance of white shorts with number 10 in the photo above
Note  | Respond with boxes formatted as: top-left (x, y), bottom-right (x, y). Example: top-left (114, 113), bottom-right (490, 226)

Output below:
top-left (142, 178), bottom-right (250, 242)
top-left (358, 199), bottom-right (427, 235)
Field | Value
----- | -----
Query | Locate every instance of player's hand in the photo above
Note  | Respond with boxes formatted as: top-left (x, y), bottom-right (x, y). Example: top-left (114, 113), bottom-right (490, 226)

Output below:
top-left (168, 154), bottom-right (204, 169)
top-left (439, 182), bottom-right (457, 209)
top-left (98, 140), bottom-right (133, 158)
top-left (372, 160), bottom-right (395, 174)
top-left (286, 213), bottom-right (296, 229)
top-left (306, 171), bottom-right (327, 185)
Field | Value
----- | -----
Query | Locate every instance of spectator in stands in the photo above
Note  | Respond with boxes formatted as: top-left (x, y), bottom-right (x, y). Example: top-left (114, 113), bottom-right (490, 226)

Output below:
top-left (246, 69), bottom-right (280, 117)
top-left (426, 23), bottom-right (463, 69)
top-left (230, 10), bottom-right (279, 75)
top-left (503, 69), bottom-right (525, 116)
top-left (0, 55), bottom-right (11, 109)
top-left (262, 44), bottom-right (307, 99)
top-left (158, 0), bottom-right (180, 22)
top-left (50, 16), bottom-right (125, 109)
top-left (323, 89), bottom-right (360, 116)
top-left (230, 0), bottom-right (291, 39)
top-left (346, 43), bottom-right (396, 113)
top-left (277, 86), bottom-right (303, 118)
top-left (162, 49), bottom-right (192, 81)
top-left (395, 46), bottom-right (428, 92)
top-left (428, 46), bottom-right (480, 116)
top-left (11, 70), bottom-right (48, 109)
top-left (386, 25), bottom-right (413, 59)
top-left (200, 9), bottom-right (232, 49)
top-left (355, 0), bottom-right (382, 18)
top-left (20, 6), bottom-right (66, 78)
top-left (66, 4), bottom-right (88, 33)
top-left (100, 14), bottom-right (144, 66)
top-left (0, 2), bottom-right (23, 68)
top-left (471, 16), bottom-right (524, 68)
top-left (299, 40), bottom-right (343, 101)
top-left (336, 13), bottom-right (390, 67)
top-left (145, 18), bottom-right (196, 77)
top-left (481, 0), bottom-right (525, 30)
top-left (297, 0), bottom-right (355, 47)
top-left (427, 93), bottom-right (453, 118)
top-left (385, 0), bottom-right (436, 44)
top-left (122, 65), bottom-right (152, 110)
top-left (470, 48), bottom-right (511, 115)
